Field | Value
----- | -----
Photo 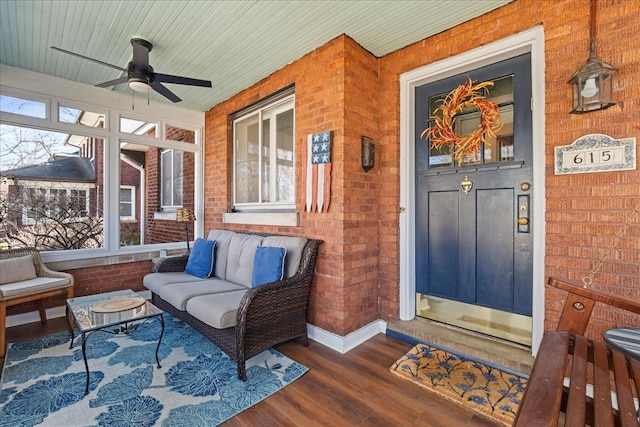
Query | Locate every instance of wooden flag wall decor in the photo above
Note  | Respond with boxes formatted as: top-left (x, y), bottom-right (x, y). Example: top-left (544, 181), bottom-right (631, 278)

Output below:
top-left (305, 131), bottom-right (332, 212)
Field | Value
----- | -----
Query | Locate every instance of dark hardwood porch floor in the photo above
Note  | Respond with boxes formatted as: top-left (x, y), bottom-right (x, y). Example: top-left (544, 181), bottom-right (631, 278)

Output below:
top-left (2, 317), bottom-right (499, 426)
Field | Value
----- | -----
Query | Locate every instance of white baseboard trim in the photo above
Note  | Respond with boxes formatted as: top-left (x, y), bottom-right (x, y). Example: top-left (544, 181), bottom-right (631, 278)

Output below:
top-left (8, 291), bottom-right (386, 355)
top-left (307, 319), bottom-right (387, 354)
top-left (5, 290), bottom-right (152, 328)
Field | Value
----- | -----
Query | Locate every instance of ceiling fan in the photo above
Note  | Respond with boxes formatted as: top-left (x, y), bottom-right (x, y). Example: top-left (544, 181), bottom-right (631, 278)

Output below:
top-left (51, 38), bottom-right (212, 103)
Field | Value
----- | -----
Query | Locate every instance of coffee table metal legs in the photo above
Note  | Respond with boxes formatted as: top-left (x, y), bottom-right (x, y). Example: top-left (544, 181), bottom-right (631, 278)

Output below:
top-left (81, 331), bottom-right (90, 394)
top-left (155, 314), bottom-right (165, 369)
top-left (66, 304), bottom-right (75, 348)
top-left (67, 314), bottom-right (165, 395)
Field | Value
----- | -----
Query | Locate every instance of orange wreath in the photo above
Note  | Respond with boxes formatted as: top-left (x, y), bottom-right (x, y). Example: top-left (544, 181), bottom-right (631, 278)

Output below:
top-left (421, 79), bottom-right (503, 166)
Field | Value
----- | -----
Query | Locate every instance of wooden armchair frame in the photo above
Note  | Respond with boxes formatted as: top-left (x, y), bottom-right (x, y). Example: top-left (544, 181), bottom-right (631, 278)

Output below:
top-left (549, 277), bottom-right (640, 336)
top-left (514, 277), bottom-right (640, 426)
top-left (0, 247), bottom-right (74, 357)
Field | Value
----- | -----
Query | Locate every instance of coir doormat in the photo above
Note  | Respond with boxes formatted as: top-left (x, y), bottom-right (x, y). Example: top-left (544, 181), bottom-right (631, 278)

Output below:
top-left (390, 343), bottom-right (528, 426)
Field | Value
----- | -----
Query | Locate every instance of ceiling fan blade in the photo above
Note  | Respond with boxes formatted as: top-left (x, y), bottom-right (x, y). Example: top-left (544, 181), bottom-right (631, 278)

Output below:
top-left (154, 73), bottom-right (212, 88)
top-left (151, 81), bottom-right (181, 103)
top-left (96, 76), bottom-right (129, 88)
top-left (131, 38), bottom-right (151, 70)
top-left (50, 46), bottom-right (127, 72)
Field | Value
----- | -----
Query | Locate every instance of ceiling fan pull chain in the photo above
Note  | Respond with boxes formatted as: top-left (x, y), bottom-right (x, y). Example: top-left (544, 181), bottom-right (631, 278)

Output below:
top-left (582, 199), bottom-right (640, 288)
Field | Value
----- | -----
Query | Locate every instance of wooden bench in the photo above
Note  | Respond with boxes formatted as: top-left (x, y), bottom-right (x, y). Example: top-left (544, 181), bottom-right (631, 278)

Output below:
top-left (514, 278), bottom-right (640, 426)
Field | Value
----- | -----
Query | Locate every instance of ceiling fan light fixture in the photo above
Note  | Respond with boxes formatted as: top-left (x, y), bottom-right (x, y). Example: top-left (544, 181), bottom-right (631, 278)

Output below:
top-left (129, 79), bottom-right (150, 92)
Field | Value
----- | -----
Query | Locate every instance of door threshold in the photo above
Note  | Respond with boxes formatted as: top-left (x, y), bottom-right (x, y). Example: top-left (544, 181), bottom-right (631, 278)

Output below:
top-left (387, 317), bottom-right (534, 376)
top-left (417, 294), bottom-right (532, 346)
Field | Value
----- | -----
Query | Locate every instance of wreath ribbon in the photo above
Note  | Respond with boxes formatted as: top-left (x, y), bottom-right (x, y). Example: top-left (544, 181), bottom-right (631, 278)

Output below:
top-left (421, 79), bottom-right (503, 166)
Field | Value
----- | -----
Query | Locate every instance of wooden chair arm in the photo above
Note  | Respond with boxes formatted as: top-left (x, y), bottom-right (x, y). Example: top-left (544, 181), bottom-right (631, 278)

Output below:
top-left (548, 277), bottom-right (640, 335)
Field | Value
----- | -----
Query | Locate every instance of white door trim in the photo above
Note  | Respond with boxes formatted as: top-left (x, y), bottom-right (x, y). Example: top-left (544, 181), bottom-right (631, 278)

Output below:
top-left (399, 26), bottom-right (546, 355)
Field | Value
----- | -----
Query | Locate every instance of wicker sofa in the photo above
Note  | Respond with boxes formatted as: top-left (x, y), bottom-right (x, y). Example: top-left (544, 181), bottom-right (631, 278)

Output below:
top-left (143, 229), bottom-right (322, 380)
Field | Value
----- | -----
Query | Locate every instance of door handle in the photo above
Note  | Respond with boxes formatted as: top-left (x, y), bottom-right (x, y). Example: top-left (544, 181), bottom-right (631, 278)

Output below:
top-left (517, 195), bottom-right (530, 233)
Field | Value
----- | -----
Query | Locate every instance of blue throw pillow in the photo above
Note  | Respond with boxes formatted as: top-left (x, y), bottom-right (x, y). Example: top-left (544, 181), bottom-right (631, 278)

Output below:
top-left (251, 246), bottom-right (287, 287)
top-left (185, 238), bottom-right (217, 278)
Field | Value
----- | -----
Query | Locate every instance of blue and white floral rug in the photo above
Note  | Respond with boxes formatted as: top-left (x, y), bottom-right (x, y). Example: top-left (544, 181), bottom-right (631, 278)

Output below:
top-left (390, 343), bottom-right (527, 426)
top-left (0, 314), bottom-right (307, 426)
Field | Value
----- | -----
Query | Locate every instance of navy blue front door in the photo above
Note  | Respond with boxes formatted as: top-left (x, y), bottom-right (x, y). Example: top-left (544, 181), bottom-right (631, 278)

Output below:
top-left (415, 53), bottom-right (533, 317)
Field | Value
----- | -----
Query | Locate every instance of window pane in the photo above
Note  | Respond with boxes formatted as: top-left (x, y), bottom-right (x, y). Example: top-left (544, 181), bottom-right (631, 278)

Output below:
top-left (120, 116), bottom-right (157, 136)
top-left (120, 144), bottom-right (193, 247)
top-left (0, 95), bottom-right (46, 119)
top-left (59, 105), bottom-right (105, 128)
top-left (234, 115), bottom-right (259, 204)
top-left (262, 118), bottom-right (270, 203)
top-left (0, 126), bottom-right (104, 250)
top-left (120, 188), bottom-right (133, 218)
top-left (232, 94), bottom-right (294, 209)
top-left (161, 150), bottom-right (173, 206)
top-left (485, 105), bottom-right (514, 163)
top-left (166, 124), bottom-right (195, 143)
top-left (275, 109), bottom-right (294, 203)
top-left (172, 150), bottom-right (183, 206)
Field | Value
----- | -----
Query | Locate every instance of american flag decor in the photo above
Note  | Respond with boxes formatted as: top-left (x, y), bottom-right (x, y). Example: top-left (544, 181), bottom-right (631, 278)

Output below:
top-left (305, 131), bottom-right (332, 212)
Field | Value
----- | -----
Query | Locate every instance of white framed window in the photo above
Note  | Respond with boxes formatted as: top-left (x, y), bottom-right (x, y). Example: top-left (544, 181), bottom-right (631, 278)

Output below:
top-left (119, 186), bottom-right (136, 220)
top-left (161, 149), bottom-right (183, 209)
top-left (22, 187), bottom-right (90, 224)
top-left (1, 67), bottom-right (204, 258)
top-left (232, 88), bottom-right (294, 210)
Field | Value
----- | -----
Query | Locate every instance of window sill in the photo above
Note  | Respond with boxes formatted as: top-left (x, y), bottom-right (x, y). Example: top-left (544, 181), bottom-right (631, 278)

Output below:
top-left (154, 211), bottom-right (177, 220)
top-left (223, 212), bottom-right (298, 227)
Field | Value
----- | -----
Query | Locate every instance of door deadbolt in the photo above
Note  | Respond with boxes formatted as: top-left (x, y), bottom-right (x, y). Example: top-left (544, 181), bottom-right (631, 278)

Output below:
top-left (517, 194), bottom-right (530, 233)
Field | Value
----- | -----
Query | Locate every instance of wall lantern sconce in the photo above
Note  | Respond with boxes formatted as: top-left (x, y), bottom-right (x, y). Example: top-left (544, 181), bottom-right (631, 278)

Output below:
top-left (361, 136), bottom-right (375, 172)
top-left (568, 0), bottom-right (616, 114)
top-left (175, 208), bottom-right (196, 252)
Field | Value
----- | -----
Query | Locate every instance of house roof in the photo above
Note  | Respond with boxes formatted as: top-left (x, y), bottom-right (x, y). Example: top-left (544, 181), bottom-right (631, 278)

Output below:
top-left (0, 156), bottom-right (96, 183)
top-left (0, 0), bottom-right (512, 112)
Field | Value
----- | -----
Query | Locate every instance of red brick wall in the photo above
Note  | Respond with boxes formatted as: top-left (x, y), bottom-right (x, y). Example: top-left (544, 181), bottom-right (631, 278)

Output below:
top-left (204, 0), bottom-right (639, 340)
top-left (204, 36), bottom-right (381, 335)
top-left (67, 261), bottom-right (150, 297)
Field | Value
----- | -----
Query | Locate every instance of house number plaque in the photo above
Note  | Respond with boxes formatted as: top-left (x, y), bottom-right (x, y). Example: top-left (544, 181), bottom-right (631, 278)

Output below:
top-left (554, 134), bottom-right (636, 175)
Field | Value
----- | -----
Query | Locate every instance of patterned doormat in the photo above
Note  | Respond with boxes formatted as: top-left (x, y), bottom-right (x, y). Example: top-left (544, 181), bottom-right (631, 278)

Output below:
top-left (390, 343), bottom-right (528, 426)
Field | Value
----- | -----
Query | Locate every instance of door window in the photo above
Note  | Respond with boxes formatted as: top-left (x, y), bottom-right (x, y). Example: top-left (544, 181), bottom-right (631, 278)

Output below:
top-left (427, 75), bottom-right (515, 168)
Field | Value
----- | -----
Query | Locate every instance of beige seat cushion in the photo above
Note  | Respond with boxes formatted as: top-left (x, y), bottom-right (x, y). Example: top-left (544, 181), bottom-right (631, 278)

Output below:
top-left (0, 277), bottom-right (71, 301)
top-left (143, 271), bottom-right (207, 293)
top-left (186, 290), bottom-right (248, 329)
top-left (158, 279), bottom-right (247, 310)
top-left (0, 254), bottom-right (37, 285)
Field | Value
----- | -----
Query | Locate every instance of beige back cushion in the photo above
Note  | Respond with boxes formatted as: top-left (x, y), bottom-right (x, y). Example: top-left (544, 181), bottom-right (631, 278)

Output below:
top-left (224, 234), bottom-right (264, 287)
top-left (0, 254), bottom-right (37, 285)
top-left (262, 236), bottom-right (308, 278)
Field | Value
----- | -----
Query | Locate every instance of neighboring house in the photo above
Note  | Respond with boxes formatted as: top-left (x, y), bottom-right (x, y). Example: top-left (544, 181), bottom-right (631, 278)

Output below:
top-left (0, 155), bottom-right (97, 226)
top-left (0, 142), bottom-right (143, 247)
